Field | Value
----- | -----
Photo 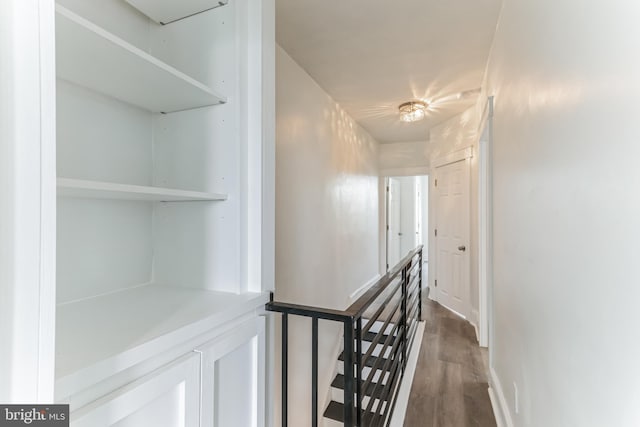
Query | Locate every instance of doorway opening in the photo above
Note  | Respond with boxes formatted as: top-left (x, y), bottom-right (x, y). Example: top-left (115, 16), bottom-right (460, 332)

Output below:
top-left (385, 175), bottom-right (429, 284)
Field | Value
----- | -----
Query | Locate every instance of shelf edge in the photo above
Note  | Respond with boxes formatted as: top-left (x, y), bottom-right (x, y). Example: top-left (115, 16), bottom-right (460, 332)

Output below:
top-left (57, 178), bottom-right (228, 201)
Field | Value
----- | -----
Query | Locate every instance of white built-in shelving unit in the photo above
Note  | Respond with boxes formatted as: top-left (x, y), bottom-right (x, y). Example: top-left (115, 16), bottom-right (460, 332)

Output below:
top-left (51, 0), bottom-right (274, 419)
top-left (55, 286), bottom-right (264, 397)
top-left (56, 5), bottom-right (226, 113)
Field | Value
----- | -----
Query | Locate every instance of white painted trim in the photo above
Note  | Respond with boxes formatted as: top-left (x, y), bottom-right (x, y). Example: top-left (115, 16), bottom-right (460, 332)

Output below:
top-left (478, 96), bottom-right (494, 349)
top-left (38, 0), bottom-right (57, 402)
top-left (383, 177), bottom-right (390, 273)
top-left (256, 316), bottom-right (267, 427)
top-left (263, 313), bottom-right (275, 427)
top-left (445, 306), bottom-right (466, 320)
top-left (240, 0), bottom-right (275, 295)
top-left (431, 146), bottom-right (473, 169)
top-left (260, 0), bottom-right (276, 294)
top-left (349, 274), bottom-right (383, 303)
top-left (0, 0), bottom-right (57, 402)
top-left (488, 387), bottom-right (504, 427)
top-left (380, 165), bottom-right (430, 177)
top-left (470, 309), bottom-right (479, 343)
top-left (427, 173), bottom-right (436, 299)
top-left (489, 368), bottom-right (515, 427)
top-left (388, 321), bottom-right (425, 427)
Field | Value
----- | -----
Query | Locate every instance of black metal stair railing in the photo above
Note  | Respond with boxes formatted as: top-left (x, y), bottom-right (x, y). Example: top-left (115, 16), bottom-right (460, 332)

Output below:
top-left (266, 245), bottom-right (424, 427)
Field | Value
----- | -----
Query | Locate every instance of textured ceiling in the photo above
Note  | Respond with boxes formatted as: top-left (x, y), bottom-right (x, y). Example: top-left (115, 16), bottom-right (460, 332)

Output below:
top-left (276, 0), bottom-right (502, 142)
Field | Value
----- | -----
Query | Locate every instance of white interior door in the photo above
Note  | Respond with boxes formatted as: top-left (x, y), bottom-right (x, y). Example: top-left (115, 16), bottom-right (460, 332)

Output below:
top-left (387, 177), bottom-right (402, 269)
top-left (435, 159), bottom-right (470, 317)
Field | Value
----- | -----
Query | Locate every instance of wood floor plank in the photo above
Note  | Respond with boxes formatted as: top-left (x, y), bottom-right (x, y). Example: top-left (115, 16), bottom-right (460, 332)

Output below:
top-left (434, 391), bottom-right (467, 427)
top-left (404, 299), bottom-right (497, 427)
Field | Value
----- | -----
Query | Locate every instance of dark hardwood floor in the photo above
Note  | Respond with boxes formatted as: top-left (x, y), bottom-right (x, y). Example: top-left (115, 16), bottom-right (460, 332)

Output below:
top-left (404, 298), bottom-right (496, 427)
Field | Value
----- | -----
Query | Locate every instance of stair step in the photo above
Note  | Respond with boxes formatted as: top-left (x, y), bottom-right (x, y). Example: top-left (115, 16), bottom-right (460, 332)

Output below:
top-left (331, 374), bottom-right (387, 401)
top-left (364, 319), bottom-right (397, 335)
top-left (323, 400), bottom-right (384, 425)
top-left (338, 351), bottom-right (392, 369)
top-left (362, 330), bottom-right (393, 343)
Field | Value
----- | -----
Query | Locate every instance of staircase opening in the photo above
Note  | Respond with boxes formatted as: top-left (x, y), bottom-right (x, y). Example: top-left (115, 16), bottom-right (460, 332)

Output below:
top-left (267, 245), bottom-right (425, 426)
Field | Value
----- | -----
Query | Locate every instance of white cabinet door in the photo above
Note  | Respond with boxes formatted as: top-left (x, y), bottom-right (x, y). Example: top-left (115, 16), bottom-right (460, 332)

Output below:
top-left (71, 353), bottom-right (200, 427)
top-left (197, 317), bottom-right (266, 427)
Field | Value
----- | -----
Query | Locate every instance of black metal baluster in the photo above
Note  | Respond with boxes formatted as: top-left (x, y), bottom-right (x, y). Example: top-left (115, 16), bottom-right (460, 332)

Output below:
top-left (356, 317), bottom-right (362, 427)
top-left (401, 265), bottom-right (407, 374)
top-left (418, 252), bottom-right (423, 321)
top-left (265, 245), bottom-right (424, 427)
top-left (282, 313), bottom-right (288, 427)
top-left (312, 317), bottom-right (318, 427)
top-left (343, 319), bottom-right (354, 426)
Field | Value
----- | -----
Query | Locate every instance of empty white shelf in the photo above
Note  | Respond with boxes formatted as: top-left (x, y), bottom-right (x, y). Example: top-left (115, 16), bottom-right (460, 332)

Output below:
top-left (56, 4), bottom-right (226, 113)
top-left (57, 178), bottom-right (227, 202)
top-left (55, 285), bottom-right (270, 396)
top-left (125, 0), bottom-right (229, 25)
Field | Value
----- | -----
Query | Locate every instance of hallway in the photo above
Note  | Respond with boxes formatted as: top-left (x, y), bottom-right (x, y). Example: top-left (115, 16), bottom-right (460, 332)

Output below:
top-left (404, 298), bottom-right (496, 427)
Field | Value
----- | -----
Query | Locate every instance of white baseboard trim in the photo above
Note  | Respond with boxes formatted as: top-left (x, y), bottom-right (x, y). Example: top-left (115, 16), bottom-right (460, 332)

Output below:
top-left (389, 321), bottom-right (425, 427)
top-left (489, 367), bottom-right (514, 427)
top-left (428, 290), bottom-right (437, 302)
top-left (470, 309), bottom-right (479, 343)
top-left (349, 274), bottom-right (382, 304)
top-left (471, 322), bottom-right (479, 343)
top-left (471, 308), bottom-right (479, 324)
top-left (487, 387), bottom-right (504, 427)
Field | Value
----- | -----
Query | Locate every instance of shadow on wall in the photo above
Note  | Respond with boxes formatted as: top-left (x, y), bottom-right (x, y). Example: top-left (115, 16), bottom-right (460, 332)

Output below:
top-left (327, 103), bottom-right (378, 175)
top-left (429, 107), bottom-right (478, 160)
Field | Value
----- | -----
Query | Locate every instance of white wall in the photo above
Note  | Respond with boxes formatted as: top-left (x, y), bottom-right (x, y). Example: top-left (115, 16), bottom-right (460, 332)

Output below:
top-left (429, 109), bottom-right (478, 160)
top-left (482, 1), bottom-right (640, 425)
top-left (379, 140), bottom-right (430, 175)
top-left (275, 45), bottom-right (380, 425)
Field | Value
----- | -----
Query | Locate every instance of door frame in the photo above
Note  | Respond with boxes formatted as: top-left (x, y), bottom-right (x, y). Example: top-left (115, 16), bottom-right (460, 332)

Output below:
top-left (478, 97), bottom-right (494, 348)
top-left (429, 147), bottom-right (473, 319)
top-left (384, 177), bottom-right (391, 271)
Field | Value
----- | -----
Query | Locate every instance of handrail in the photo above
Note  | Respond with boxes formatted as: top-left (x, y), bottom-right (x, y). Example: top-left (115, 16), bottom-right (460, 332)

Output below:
top-left (266, 244), bottom-right (424, 427)
top-left (345, 247), bottom-right (422, 319)
top-left (265, 300), bottom-right (352, 322)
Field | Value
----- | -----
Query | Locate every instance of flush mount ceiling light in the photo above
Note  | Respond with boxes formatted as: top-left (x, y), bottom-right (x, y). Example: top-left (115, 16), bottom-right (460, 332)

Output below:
top-left (398, 100), bottom-right (428, 123)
